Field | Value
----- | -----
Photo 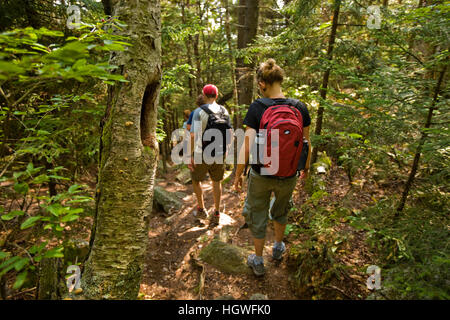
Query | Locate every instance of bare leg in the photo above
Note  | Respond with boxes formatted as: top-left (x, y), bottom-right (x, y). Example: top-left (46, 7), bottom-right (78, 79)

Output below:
top-left (273, 221), bottom-right (286, 243)
top-left (212, 180), bottom-right (221, 212)
top-left (253, 237), bottom-right (265, 257)
top-left (192, 179), bottom-right (204, 209)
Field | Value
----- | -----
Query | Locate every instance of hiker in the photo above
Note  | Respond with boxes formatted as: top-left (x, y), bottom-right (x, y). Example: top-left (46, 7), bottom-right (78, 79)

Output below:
top-left (182, 109), bottom-right (191, 130)
top-left (233, 59), bottom-right (311, 276)
top-left (188, 85), bottom-right (233, 226)
top-left (186, 94), bottom-right (206, 132)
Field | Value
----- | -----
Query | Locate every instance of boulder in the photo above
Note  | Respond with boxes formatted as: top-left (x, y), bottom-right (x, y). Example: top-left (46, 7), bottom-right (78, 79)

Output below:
top-left (198, 239), bottom-right (252, 275)
top-left (215, 295), bottom-right (235, 300)
top-left (250, 293), bottom-right (268, 300)
top-left (153, 186), bottom-right (183, 214)
top-left (175, 167), bottom-right (192, 185)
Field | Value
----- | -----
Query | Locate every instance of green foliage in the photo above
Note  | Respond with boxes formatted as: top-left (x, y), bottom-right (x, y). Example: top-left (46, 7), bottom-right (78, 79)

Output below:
top-left (349, 196), bottom-right (449, 299)
top-left (0, 161), bottom-right (93, 290)
top-left (0, 18), bottom-right (126, 293)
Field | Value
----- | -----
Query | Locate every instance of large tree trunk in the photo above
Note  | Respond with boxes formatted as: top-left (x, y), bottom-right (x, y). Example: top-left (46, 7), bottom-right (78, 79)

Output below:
top-left (223, 0), bottom-right (238, 107)
top-left (82, 0), bottom-right (161, 300)
top-left (181, 0), bottom-right (195, 98)
top-left (310, 0), bottom-right (341, 164)
top-left (235, 0), bottom-right (259, 129)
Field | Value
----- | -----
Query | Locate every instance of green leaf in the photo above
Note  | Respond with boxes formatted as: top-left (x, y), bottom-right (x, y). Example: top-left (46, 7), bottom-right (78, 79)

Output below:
top-left (1, 210), bottom-right (25, 221)
top-left (46, 203), bottom-right (64, 217)
top-left (26, 162), bottom-right (34, 172)
top-left (31, 174), bottom-right (50, 184)
top-left (0, 256), bottom-right (21, 276)
top-left (14, 182), bottom-right (29, 195)
top-left (44, 247), bottom-right (64, 258)
top-left (0, 251), bottom-right (10, 259)
top-left (68, 184), bottom-right (82, 194)
top-left (0, 61), bottom-right (25, 75)
top-left (284, 224), bottom-right (294, 236)
top-left (13, 271), bottom-right (28, 290)
top-left (29, 242), bottom-right (47, 255)
top-left (61, 214), bottom-right (80, 223)
top-left (13, 257), bottom-right (29, 271)
top-left (20, 216), bottom-right (42, 229)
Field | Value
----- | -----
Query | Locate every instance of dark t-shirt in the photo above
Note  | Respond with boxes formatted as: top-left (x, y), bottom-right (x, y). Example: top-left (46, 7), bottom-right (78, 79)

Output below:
top-left (243, 98), bottom-right (311, 174)
top-left (243, 98), bottom-right (311, 131)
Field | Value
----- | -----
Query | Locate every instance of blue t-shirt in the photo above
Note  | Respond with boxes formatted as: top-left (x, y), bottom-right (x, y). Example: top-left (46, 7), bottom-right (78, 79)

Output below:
top-left (186, 110), bottom-right (195, 126)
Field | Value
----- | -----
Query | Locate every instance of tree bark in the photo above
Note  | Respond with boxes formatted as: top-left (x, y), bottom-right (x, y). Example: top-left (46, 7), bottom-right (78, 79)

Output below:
top-left (310, 0), bottom-right (341, 164)
top-left (82, 0), bottom-right (161, 300)
top-left (396, 66), bottom-right (446, 213)
top-left (236, 0), bottom-right (260, 129)
top-left (181, 0), bottom-right (195, 98)
top-left (37, 258), bottom-right (61, 300)
top-left (223, 0), bottom-right (238, 107)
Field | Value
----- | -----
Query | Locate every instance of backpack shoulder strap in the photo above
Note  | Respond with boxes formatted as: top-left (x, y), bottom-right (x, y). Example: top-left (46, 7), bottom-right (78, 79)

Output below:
top-left (256, 98), bottom-right (275, 109)
top-left (218, 104), bottom-right (227, 114)
top-left (200, 104), bottom-right (213, 115)
top-left (287, 98), bottom-right (300, 107)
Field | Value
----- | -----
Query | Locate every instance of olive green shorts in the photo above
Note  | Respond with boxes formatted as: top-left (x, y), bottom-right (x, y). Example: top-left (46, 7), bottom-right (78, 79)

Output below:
top-left (242, 169), bottom-right (298, 239)
top-left (191, 162), bottom-right (225, 182)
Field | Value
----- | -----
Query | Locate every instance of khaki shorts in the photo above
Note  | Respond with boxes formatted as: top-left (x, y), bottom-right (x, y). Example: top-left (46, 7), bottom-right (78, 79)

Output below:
top-left (242, 169), bottom-right (298, 239)
top-left (191, 162), bottom-right (225, 182)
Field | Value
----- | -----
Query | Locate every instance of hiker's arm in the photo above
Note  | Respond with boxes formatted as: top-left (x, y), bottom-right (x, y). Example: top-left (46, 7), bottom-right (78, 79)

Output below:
top-left (235, 127), bottom-right (256, 180)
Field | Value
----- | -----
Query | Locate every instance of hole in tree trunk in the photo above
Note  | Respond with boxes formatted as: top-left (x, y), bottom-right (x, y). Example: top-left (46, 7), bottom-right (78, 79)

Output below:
top-left (140, 82), bottom-right (159, 147)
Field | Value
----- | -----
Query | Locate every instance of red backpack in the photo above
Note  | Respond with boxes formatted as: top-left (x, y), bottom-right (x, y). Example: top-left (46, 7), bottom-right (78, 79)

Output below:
top-left (257, 98), bottom-right (304, 178)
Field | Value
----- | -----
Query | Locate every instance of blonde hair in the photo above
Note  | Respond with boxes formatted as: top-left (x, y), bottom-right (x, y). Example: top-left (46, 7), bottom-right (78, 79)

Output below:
top-left (256, 58), bottom-right (285, 85)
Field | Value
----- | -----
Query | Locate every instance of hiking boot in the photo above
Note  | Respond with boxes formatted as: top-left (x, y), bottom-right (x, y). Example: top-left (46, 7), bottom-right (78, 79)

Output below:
top-left (247, 254), bottom-right (265, 276)
top-left (193, 206), bottom-right (208, 219)
top-left (272, 241), bottom-right (286, 261)
top-left (209, 210), bottom-right (220, 227)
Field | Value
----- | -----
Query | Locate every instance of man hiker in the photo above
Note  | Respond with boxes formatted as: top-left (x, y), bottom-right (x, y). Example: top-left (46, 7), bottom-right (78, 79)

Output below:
top-left (189, 84), bottom-right (233, 227)
top-left (233, 59), bottom-right (311, 276)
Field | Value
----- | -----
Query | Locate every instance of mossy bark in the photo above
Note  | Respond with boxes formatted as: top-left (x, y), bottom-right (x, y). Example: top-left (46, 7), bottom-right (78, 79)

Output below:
top-left (81, 0), bottom-right (161, 300)
top-left (37, 258), bottom-right (62, 300)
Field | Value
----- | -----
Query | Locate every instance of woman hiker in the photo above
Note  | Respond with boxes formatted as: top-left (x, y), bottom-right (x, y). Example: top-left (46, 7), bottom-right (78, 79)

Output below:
top-left (233, 58), bottom-right (311, 276)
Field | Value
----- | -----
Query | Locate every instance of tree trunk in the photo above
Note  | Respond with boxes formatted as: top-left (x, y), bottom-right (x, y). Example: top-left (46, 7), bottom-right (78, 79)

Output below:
top-left (396, 66), bottom-right (446, 213)
top-left (82, 0), bottom-right (161, 300)
top-left (223, 0), bottom-right (238, 107)
top-left (181, 0), bottom-right (195, 98)
top-left (37, 258), bottom-right (61, 300)
top-left (236, 0), bottom-right (260, 129)
top-left (310, 0), bottom-right (341, 164)
top-left (193, 1), bottom-right (203, 93)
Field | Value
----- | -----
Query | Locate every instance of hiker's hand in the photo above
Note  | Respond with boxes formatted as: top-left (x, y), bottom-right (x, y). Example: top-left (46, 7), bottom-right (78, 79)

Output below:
top-left (233, 175), bottom-right (243, 193)
top-left (300, 169), bottom-right (309, 180)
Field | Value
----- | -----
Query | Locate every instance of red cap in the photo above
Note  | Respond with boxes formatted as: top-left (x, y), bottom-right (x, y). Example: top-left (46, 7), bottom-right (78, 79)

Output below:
top-left (202, 84), bottom-right (218, 97)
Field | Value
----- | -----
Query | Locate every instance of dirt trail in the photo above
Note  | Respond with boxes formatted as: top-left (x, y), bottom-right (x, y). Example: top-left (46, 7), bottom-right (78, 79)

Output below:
top-left (140, 170), bottom-right (300, 300)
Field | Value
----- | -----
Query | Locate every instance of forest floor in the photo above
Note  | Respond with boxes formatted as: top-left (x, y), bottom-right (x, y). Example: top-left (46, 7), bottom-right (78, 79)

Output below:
top-left (140, 167), bottom-right (294, 300)
top-left (1, 161), bottom-right (376, 300)
top-left (139, 164), bottom-right (374, 300)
